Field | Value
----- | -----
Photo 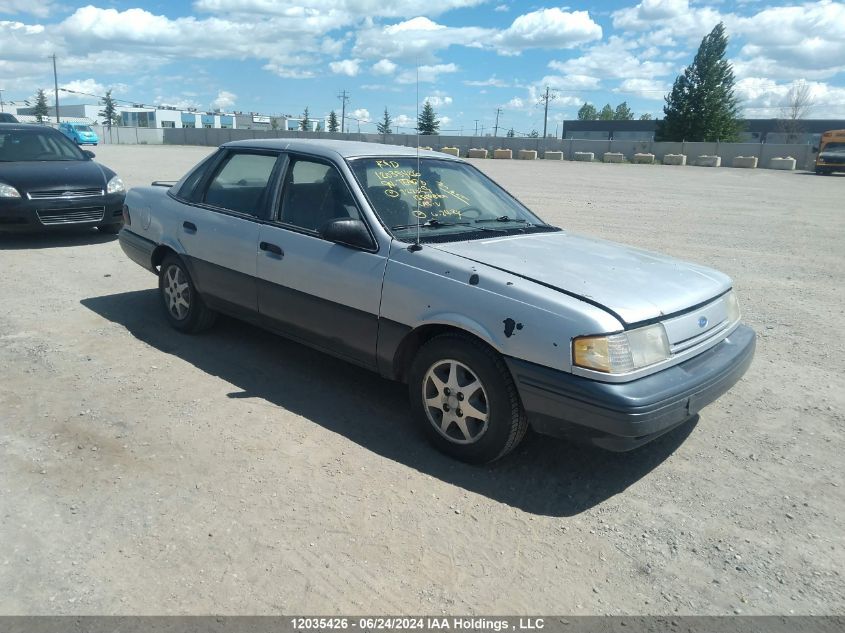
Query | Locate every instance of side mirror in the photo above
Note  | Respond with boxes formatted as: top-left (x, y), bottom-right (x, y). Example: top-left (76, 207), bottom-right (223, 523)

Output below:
top-left (812, 146), bottom-right (819, 153)
top-left (84, 150), bottom-right (96, 159)
top-left (321, 218), bottom-right (375, 250)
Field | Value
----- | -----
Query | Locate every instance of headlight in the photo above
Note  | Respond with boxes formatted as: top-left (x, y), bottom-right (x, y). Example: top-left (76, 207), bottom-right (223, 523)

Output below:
top-left (573, 323), bottom-right (670, 374)
top-left (0, 182), bottom-right (21, 198)
top-left (725, 290), bottom-right (741, 323)
top-left (107, 176), bottom-right (125, 195)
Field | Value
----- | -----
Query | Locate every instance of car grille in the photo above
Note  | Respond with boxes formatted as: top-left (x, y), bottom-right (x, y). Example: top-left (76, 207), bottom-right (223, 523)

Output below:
top-left (27, 188), bottom-right (104, 200)
top-left (36, 207), bottom-right (105, 225)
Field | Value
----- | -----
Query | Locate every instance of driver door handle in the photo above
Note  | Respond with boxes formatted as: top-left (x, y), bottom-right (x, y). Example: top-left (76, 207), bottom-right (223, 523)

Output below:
top-left (183, 221), bottom-right (197, 233)
top-left (260, 241), bottom-right (283, 257)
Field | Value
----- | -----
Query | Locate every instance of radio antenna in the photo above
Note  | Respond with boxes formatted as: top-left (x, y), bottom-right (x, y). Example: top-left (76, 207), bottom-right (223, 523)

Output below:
top-left (411, 59), bottom-right (423, 252)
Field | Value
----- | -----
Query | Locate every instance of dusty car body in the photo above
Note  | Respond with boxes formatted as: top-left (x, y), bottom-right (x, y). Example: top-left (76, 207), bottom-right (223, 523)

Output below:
top-left (118, 139), bottom-right (755, 462)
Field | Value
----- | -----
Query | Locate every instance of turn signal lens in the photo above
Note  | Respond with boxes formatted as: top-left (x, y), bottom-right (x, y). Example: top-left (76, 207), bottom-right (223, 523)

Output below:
top-left (725, 290), bottom-right (741, 323)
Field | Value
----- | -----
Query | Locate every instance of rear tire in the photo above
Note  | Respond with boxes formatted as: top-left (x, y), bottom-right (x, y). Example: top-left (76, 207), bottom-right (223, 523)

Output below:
top-left (158, 254), bottom-right (216, 333)
top-left (408, 333), bottom-right (528, 463)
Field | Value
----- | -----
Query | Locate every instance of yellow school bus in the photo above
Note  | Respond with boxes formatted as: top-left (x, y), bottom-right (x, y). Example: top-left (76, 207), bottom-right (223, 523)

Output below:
top-left (815, 129), bottom-right (845, 174)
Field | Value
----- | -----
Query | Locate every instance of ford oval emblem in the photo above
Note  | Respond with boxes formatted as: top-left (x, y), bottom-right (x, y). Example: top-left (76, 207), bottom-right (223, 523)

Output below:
top-left (698, 316), bottom-right (709, 328)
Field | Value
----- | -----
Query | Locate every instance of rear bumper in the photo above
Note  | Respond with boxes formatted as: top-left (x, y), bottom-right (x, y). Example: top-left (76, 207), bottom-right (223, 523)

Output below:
top-left (118, 228), bottom-right (157, 272)
top-left (0, 195), bottom-right (123, 232)
top-left (506, 324), bottom-right (756, 451)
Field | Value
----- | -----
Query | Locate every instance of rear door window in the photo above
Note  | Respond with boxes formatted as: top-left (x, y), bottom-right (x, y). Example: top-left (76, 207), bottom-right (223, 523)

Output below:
top-left (202, 152), bottom-right (279, 217)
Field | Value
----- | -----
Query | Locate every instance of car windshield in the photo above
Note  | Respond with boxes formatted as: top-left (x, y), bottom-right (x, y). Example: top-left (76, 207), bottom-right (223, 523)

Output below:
top-left (821, 142), bottom-right (845, 152)
top-left (0, 129), bottom-right (86, 162)
top-left (349, 156), bottom-right (555, 242)
top-left (75, 126), bottom-right (94, 133)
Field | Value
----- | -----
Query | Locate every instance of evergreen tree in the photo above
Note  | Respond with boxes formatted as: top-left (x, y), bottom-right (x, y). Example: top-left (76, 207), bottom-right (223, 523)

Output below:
top-left (376, 107), bottom-right (392, 134)
top-left (506, 128), bottom-right (515, 138)
top-left (327, 110), bottom-right (339, 133)
top-left (33, 89), bottom-right (49, 123)
top-left (528, 129), bottom-right (539, 138)
top-left (99, 89), bottom-right (120, 127)
top-left (417, 100), bottom-right (440, 135)
top-left (577, 103), bottom-right (597, 120)
top-left (614, 101), bottom-right (634, 120)
top-left (658, 22), bottom-right (741, 141)
top-left (300, 106), bottom-right (311, 131)
top-left (599, 104), bottom-right (614, 120)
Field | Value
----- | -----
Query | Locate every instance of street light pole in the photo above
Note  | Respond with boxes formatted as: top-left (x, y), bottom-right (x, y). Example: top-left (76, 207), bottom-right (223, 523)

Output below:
top-left (51, 54), bottom-right (60, 123)
top-left (0, 88), bottom-right (4, 113)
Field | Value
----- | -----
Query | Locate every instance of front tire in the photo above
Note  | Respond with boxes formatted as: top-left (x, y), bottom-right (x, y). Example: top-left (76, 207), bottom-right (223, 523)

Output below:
top-left (408, 333), bottom-right (528, 463)
top-left (158, 255), bottom-right (216, 333)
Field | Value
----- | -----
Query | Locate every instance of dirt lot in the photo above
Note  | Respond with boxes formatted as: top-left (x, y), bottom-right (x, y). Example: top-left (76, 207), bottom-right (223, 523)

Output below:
top-left (1, 145), bottom-right (843, 615)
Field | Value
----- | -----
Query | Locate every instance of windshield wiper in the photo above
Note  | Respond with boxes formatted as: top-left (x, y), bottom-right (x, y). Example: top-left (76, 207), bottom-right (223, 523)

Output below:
top-left (390, 219), bottom-right (472, 230)
top-left (475, 215), bottom-right (529, 224)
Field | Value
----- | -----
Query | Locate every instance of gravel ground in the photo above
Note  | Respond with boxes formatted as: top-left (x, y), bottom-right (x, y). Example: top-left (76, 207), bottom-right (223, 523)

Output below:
top-left (1, 144), bottom-right (843, 615)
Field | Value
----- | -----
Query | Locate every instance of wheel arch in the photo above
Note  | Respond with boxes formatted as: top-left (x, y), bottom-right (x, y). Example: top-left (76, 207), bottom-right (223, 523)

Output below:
top-left (390, 320), bottom-right (502, 384)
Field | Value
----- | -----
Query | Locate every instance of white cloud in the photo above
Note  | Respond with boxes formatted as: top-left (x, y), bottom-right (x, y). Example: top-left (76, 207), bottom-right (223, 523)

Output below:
top-left (494, 4), bottom-right (509, 11)
top-left (463, 75), bottom-right (511, 87)
top-left (394, 114), bottom-right (414, 127)
top-left (193, 0), bottom-right (487, 20)
top-left (504, 97), bottom-right (524, 109)
top-left (735, 77), bottom-right (845, 118)
top-left (351, 108), bottom-right (370, 122)
top-left (424, 93), bottom-right (453, 107)
top-left (353, 17), bottom-right (488, 62)
top-left (548, 37), bottom-right (675, 81)
top-left (329, 58), bottom-right (361, 76)
top-left (0, 0), bottom-right (57, 18)
top-left (493, 8), bottom-right (602, 54)
top-left (59, 78), bottom-right (107, 98)
top-left (396, 63), bottom-right (459, 84)
top-left (538, 74), bottom-right (601, 90)
top-left (155, 94), bottom-right (203, 110)
top-left (371, 58), bottom-right (397, 75)
top-left (614, 78), bottom-right (670, 99)
top-left (212, 90), bottom-right (236, 110)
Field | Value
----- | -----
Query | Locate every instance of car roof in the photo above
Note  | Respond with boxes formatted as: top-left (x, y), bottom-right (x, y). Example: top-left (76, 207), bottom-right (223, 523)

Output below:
top-left (0, 122), bottom-right (60, 132)
top-left (221, 138), bottom-right (464, 162)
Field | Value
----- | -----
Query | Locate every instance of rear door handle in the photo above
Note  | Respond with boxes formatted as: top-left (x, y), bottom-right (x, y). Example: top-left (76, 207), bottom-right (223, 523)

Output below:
top-left (183, 221), bottom-right (197, 233)
top-left (260, 241), bottom-right (283, 257)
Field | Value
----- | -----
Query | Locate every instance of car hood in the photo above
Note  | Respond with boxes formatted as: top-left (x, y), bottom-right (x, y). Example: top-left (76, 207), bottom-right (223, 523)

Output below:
top-left (432, 231), bottom-right (732, 325)
top-left (0, 160), bottom-right (110, 193)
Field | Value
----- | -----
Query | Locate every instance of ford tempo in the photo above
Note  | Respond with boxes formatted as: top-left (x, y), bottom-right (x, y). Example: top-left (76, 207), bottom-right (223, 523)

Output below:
top-left (118, 139), bottom-right (755, 463)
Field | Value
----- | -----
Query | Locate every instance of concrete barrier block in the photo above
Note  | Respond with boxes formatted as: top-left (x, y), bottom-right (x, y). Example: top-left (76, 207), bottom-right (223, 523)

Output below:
top-left (493, 149), bottom-right (512, 159)
top-left (695, 155), bottom-right (721, 167)
top-left (603, 152), bottom-right (625, 163)
top-left (439, 147), bottom-right (459, 157)
top-left (544, 151), bottom-right (563, 160)
top-left (517, 149), bottom-right (537, 160)
top-left (573, 152), bottom-right (594, 162)
top-left (633, 153), bottom-right (655, 164)
top-left (769, 156), bottom-right (796, 170)
top-left (663, 154), bottom-right (687, 165)
top-left (467, 148), bottom-right (488, 159)
top-left (732, 156), bottom-right (758, 169)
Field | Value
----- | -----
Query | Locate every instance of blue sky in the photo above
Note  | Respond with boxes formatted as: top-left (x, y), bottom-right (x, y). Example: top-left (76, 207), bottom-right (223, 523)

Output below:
top-left (1, 0), bottom-right (843, 134)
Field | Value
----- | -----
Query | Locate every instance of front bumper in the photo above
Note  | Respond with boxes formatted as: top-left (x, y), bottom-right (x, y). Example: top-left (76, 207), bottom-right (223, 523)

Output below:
top-left (506, 324), bottom-right (756, 451)
top-left (0, 195), bottom-right (124, 232)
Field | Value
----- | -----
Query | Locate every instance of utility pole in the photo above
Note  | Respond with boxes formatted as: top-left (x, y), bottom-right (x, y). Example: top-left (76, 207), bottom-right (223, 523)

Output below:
top-left (538, 85), bottom-right (557, 139)
top-left (337, 89), bottom-right (350, 134)
top-left (493, 108), bottom-right (502, 137)
top-left (0, 88), bottom-right (4, 112)
top-left (474, 119), bottom-right (479, 135)
top-left (51, 53), bottom-right (60, 123)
